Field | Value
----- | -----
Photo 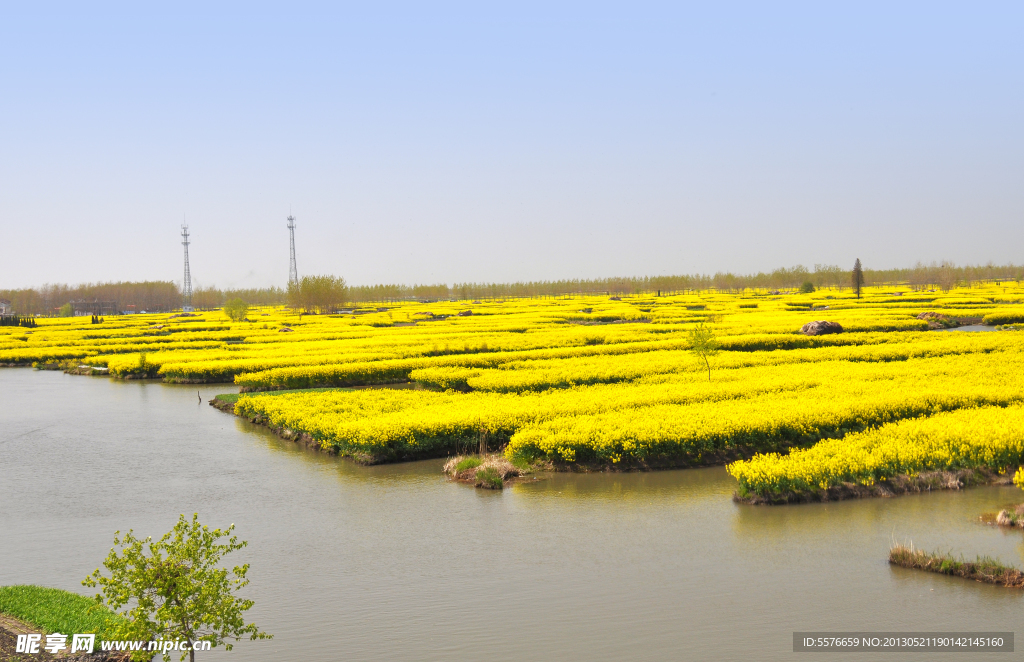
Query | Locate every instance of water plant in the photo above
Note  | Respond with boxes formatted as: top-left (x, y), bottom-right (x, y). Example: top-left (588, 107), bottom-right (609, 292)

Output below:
top-left (889, 543), bottom-right (1024, 588)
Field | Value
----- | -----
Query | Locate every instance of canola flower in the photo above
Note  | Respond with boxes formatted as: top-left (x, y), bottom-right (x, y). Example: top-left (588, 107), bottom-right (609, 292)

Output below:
top-left (7, 285), bottom-right (1024, 474)
top-left (234, 351), bottom-right (1024, 464)
top-left (728, 405), bottom-right (1024, 497)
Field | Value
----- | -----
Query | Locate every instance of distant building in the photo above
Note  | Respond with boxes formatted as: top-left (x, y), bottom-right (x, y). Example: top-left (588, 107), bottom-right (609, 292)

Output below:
top-left (0, 299), bottom-right (11, 315)
top-left (71, 300), bottom-right (119, 316)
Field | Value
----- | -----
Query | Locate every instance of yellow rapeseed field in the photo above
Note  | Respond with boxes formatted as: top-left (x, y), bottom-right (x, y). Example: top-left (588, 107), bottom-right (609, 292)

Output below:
top-left (5, 284), bottom-right (1024, 478)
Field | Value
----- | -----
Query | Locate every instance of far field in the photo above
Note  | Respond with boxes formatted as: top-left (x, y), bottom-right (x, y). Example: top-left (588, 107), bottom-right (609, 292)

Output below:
top-left (4, 284), bottom-right (1024, 501)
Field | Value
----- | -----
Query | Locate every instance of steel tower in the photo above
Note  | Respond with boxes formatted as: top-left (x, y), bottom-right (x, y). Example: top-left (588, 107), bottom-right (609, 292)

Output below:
top-left (181, 223), bottom-right (194, 312)
top-left (287, 215), bottom-right (298, 287)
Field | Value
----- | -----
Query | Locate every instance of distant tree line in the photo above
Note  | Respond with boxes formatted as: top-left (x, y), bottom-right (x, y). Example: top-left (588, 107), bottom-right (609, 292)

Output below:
top-left (0, 281), bottom-right (181, 316)
top-left (345, 261), bottom-right (1024, 302)
top-left (191, 286), bottom-right (287, 310)
top-left (3, 261), bottom-right (1022, 315)
top-left (0, 282), bottom-right (287, 316)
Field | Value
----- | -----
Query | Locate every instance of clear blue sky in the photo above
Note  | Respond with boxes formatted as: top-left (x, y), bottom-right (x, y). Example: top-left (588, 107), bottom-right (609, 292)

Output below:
top-left (2, 2), bottom-right (1021, 289)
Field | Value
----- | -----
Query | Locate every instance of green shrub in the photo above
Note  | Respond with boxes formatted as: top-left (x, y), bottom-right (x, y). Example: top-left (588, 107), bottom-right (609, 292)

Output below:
top-left (800, 282), bottom-right (816, 293)
top-left (59, 303), bottom-right (74, 317)
top-left (224, 298), bottom-right (249, 321)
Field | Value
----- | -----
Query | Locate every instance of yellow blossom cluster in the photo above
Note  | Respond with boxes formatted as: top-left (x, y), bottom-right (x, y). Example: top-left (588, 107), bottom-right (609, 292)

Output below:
top-left (728, 405), bottom-right (1024, 497)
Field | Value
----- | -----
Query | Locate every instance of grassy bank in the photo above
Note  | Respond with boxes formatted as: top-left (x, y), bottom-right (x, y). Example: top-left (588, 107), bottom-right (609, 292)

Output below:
top-left (888, 545), bottom-right (1024, 588)
top-left (213, 392), bottom-right (241, 404)
top-left (0, 585), bottom-right (124, 644)
top-left (734, 468), bottom-right (1011, 505)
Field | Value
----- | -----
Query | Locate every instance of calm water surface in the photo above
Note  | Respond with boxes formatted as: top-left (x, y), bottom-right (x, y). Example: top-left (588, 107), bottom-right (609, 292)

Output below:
top-left (938, 325), bottom-right (999, 333)
top-left (2, 369), bottom-right (1022, 661)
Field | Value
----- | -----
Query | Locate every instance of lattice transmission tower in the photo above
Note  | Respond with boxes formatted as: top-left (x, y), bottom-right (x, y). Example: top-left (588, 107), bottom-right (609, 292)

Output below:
top-left (181, 222), bottom-right (194, 312)
top-left (287, 214), bottom-right (298, 287)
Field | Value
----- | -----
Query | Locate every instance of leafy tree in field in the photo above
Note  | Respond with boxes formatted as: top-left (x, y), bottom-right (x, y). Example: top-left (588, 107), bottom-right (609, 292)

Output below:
top-left (84, 514), bottom-right (271, 662)
top-left (800, 281), bottom-right (815, 293)
top-left (136, 352), bottom-right (150, 376)
top-left (223, 298), bottom-right (249, 321)
top-left (59, 302), bottom-right (74, 317)
top-left (288, 275), bottom-right (347, 314)
top-left (688, 318), bottom-right (720, 381)
top-left (852, 259), bottom-right (864, 299)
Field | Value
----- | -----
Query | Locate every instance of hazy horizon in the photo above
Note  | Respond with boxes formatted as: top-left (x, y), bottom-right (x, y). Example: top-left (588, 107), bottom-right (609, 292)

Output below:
top-left (2, 3), bottom-right (1021, 290)
top-left (5, 257), bottom-right (1020, 295)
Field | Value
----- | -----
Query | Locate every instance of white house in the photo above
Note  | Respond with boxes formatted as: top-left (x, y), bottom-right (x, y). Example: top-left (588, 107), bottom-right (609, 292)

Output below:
top-left (0, 299), bottom-right (11, 315)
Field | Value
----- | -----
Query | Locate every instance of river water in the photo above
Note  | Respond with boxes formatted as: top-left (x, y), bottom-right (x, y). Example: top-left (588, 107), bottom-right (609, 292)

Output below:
top-left (2, 369), bottom-right (1022, 661)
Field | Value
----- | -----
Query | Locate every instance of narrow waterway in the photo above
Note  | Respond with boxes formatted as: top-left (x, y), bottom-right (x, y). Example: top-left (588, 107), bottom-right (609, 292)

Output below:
top-left (1, 369), bottom-right (1021, 661)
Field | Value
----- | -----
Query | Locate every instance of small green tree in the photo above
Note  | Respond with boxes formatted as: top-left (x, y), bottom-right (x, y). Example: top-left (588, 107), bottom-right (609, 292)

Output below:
top-left (852, 258), bottom-right (864, 299)
top-left (84, 514), bottom-right (271, 662)
top-left (137, 352), bottom-right (150, 376)
top-left (688, 318), bottom-right (720, 381)
top-left (59, 302), bottom-right (74, 317)
top-left (799, 281), bottom-right (815, 294)
top-left (222, 298), bottom-right (249, 321)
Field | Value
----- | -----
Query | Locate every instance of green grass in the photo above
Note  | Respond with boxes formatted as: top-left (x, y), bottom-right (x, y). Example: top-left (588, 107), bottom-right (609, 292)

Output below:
top-left (475, 466), bottom-right (503, 489)
top-left (0, 585), bottom-right (125, 644)
top-left (888, 546), bottom-right (1024, 588)
top-left (455, 457), bottom-right (482, 473)
top-left (510, 456), bottom-right (532, 472)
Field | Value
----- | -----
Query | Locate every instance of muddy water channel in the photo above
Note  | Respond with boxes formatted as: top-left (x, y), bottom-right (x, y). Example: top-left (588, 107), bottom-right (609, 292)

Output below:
top-left (2, 369), bottom-right (1022, 661)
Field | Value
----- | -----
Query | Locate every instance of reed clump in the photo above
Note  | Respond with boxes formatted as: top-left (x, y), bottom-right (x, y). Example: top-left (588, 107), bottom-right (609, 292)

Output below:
top-left (995, 504), bottom-right (1024, 528)
top-left (888, 544), bottom-right (1024, 588)
top-left (443, 454), bottom-right (523, 489)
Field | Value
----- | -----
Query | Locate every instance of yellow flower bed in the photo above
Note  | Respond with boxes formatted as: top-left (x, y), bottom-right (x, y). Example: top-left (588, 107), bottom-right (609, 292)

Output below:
top-left (728, 405), bottom-right (1024, 497)
top-left (7, 284), bottom-right (1024, 470)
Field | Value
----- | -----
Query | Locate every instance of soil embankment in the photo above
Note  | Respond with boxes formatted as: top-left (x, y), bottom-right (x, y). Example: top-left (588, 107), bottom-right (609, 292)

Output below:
top-left (210, 393), bottom-right (789, 470)
top-left (735, 468), bottom-right (1012, 505)
top-left (209, 395), bottom-right (237, 414)
top-left (210, 395), bottom-right (387, 463)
